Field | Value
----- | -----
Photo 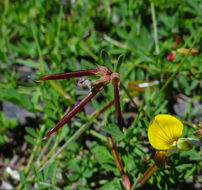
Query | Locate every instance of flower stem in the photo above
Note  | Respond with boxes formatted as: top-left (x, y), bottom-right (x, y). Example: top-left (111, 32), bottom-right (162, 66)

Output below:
top-left (111, 75), bottom-right (131, 189)
top-left (113, 77), bottom-right (124, 131)
top-left (107, 135), bottom-right (131, 190)
top-left (135, 163), bottom-right (157, 189)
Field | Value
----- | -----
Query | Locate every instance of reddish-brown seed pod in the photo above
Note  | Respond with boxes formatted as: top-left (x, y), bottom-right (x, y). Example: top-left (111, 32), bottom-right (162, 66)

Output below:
top-left (40, 69), bottom-right (98, 81)
top-left (45, 86), bottom-right (102, 138)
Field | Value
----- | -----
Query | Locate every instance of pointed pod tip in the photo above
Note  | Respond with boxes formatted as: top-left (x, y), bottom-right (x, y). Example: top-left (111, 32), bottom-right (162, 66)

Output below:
top-left (42, 137), bottom-right (48, 141)
top-left (122, 174), bottom-right (131, 190)
top-left (38, 78), bottom-right (45, 82)
top-left (135, 183), bottom-right (141, 189)
top-left (28, 75), bottom-right (42, 83)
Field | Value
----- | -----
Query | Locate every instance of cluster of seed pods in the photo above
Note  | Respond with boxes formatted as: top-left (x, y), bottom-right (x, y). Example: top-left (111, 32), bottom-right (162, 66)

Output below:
top-left (40, 65), bottom-right (131, 189)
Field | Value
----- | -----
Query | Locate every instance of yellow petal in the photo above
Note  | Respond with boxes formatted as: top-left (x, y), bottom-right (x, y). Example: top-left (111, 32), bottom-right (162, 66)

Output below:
top-left (148, 114), bottom-right (183, 150)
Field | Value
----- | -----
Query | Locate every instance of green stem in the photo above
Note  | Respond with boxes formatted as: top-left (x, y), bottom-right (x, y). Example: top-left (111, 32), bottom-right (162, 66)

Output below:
top-left (36, 134), bottom-right (54, 166)
top-left (54, 5), bottom-right (63, 52)
top-left (89, 129), bottom-right (107, 142)
top-left (151, 2), bottom-right (159, 54)
top-left (104, 34), bottom-right (129, 50)
top-left (31, 23), bottom-right (45, 73)
top-left (120, 82), bottom-right (138, 109)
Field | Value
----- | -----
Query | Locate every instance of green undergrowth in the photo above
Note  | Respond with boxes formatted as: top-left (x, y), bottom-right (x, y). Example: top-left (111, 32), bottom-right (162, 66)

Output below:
top-left (0, 0), bottom-right (201, 189)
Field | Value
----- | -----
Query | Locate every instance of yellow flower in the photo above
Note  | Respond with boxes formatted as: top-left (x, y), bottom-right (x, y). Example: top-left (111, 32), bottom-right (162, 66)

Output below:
top-left (148, 114), bottom-right (185, 167)
top-left (136, 114), bottom-right (201, 187)
top-left (148, 114), bottom-right (183, 150)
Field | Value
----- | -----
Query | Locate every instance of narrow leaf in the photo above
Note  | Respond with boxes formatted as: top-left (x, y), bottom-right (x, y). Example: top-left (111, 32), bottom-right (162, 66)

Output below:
top-left (50, 162), bottom-right (58, 184)
top-left (30, 163), bottom-right (37, 177)
top-left (100, 49), bottom-right (113, 72)
top-left (25, 127), bottom-right (38, 138)
top-left (114, 54), bottom-right (125, 72)
top-left (24, 135), bottom-right (35, 145)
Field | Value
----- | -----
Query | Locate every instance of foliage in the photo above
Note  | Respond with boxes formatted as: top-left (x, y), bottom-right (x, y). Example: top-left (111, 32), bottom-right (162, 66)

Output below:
top-left (0, 0), bottom-right (201, 189)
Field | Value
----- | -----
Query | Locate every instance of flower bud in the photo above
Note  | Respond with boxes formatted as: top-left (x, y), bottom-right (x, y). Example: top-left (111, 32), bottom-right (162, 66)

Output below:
top-left (177, 138), bottom-right (193, 150)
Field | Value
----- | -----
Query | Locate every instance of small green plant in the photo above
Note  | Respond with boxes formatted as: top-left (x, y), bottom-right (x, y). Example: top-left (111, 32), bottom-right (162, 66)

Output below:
top-left (39, 54), bottom-right (131, 189)
top-left (0, 1), bottom-right (201, 189)
top-left (0, 112), bottom-right (18, 146)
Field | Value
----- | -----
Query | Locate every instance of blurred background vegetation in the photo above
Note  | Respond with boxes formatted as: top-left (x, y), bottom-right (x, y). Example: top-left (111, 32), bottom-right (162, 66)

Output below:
top-left (0, 0), bottom-right (201, 189)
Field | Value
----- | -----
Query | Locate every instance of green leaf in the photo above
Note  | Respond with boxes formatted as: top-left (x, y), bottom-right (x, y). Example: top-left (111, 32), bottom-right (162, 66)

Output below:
top-left (15, 58), bottom-right (39, 69)
top-left (59, 124), bottom-right (70, 142)
top-left (19, 170), bottom-right (26, 184)
top-left (41, 164), bottom-right (50, 181)
top-left (127, 27), bottom-right (154, 54)
top-left (50, 162), bottom-right (58, 184)
top-left (0, 48), bottom-right (8, 64)
top-left (184, 164), bottom-right (196, 179)
top-left (0, 87), bottom-right (33, 111)
top-left (100, 178), bottom-right (121, 190)
top-left (69, 160), bottom-right (81, 173)
top-left (78, 187), bottom-right (91, 190)
top-left (100, 49), bottom-right (113, 72)
top-left (91, 143), bottom-right (113, 164)
top-left (68, 173), bottom-right (80, 181)
top-left (91, 99), bottom-right (100, 110)
top-left (101, 124), bottom-right (125, 141)
top-left (190, 79), bottom-right (198, 91)
top-left (30, 163), bottom-right (37, 178)
top-left (114, 54), bottom-right (125, 72)
top-left (24, 135), bottom-right (35, 145)
top-left (25, 127), bottom-right (38, 138)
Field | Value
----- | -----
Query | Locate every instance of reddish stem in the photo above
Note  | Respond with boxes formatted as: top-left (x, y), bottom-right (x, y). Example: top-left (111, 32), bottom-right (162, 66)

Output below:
top-left (107, 135), bottom-right (131, 190)
top-left (45, 86), bottom-right (102, 138)
top-left (97, 99), bottom-right (115, 116)
top-left (135, 163), bottom-right (157, 189)
top-left (113, 77), bottom-right (124, 131)
top-left (107, 136), bottom-right (123, 171)
top-left (40, 69), bottom-right (98, 81)
top-left (111, 74), bottom-right (131, 189)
